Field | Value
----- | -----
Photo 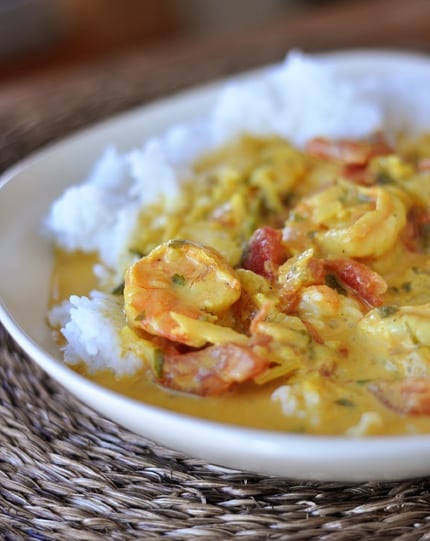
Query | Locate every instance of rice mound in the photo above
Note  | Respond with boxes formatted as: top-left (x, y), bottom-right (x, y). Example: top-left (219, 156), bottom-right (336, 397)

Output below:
top-left (45, 50), bottom-right (430, 376)
top-left (48, 292), bottom-right (142, 375)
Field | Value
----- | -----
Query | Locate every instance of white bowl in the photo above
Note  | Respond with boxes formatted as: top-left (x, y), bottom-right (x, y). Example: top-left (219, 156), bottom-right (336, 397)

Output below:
top-left (3, 50), bottom-right (430, 481)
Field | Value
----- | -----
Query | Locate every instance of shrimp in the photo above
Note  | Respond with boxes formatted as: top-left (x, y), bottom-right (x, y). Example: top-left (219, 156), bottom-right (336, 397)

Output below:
top-left (283, 181), bottom-right (407, 258)
top-left (306, 136), bottom-right (393, 185)
top-left (157, 342), bottom-right (269, 396)
top-left (296, 284), bottom-right (364, 341)
top-left (122, 326), bottom-right (269, 396)
top-left (355, 304), bottom-right (430, 378)
top-left (370, 377), bottom-right (430, 415)
top-left (124, 240), bottom-right (241, 348)
top-left (306, 137), bottom-right (392, 165)
top-left (357, 304), bottom-right (430, 351)
top-left (401, 206), bottom-right (430, 252)
top-left (275, 247), bottom-right (385, 310)
top-left (419, 158), bottom-right (430, 172)
top-left (277, 248), bottom-right (325, 313)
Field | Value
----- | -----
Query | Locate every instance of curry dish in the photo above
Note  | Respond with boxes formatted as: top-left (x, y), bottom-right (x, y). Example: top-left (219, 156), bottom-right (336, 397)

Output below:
top-left (51, 134), bottom-right (430, 436)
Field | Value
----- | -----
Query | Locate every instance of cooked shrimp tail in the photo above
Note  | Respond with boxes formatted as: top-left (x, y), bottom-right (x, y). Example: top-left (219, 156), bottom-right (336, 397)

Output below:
top-left (370, 377), bottom-right (430, 415)
top-left (124, 240), bottom-right (241, 347)
top-left (156, 343), bottom-right (269, 396)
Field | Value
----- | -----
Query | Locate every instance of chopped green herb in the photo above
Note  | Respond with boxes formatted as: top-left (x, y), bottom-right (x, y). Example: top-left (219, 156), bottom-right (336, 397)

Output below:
top-left (129, 248), bottom-right (144, 258)
top-left (135, 311), bottom-right (146, 321)
top-left (377, 305), bottom-right (399, 318)
top-left (405, 321), bottom-right (420, 345)
top-left (169, 239), bottom-right (186, 249)
top-left (388, 282), bottom-right (412, 294)
top-left (375, 171), bottom-right (395, 185)
top-left (298, 329), bottom-right (309, 337)
top-left (355, 379), bottom-right (373, 386)
top-left (400, 282), bottom-right (412, 293)
top-left (172, 273), bottom-right (186, 286)
top-left (335, 398), bottom-right (355, 408)
top-left (411, 267), bottom-right (430, 276)
top-left (338, 189), bottom-right (350, 205)
top-left (112, 282), bottom-right (125, 295)
top-left (325, 273), bottom-right (347, 295)
top-left (282, 192), bottom-right (296, 207)
top-left (153, 349), bottom-right (164, 378)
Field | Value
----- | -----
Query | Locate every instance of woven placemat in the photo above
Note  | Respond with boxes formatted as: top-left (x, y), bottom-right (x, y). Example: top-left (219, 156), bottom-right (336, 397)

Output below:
top-left (2, 325), bottom-right (430, 540)
top-left (2, 26), bottom-right (430, 539)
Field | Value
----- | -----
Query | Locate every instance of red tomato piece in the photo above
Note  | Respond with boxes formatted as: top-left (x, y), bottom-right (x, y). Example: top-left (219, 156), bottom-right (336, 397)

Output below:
top-left (325, 258), bottom-right (387, 307)
top-left (241, 226), bottom-right (287, 281)
top-left (340, 163), bottom-right (372, 185)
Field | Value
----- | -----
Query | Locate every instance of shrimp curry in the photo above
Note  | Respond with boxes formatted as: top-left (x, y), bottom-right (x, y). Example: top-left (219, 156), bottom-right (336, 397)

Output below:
top-left (51, 134), bottom-right (430, 436)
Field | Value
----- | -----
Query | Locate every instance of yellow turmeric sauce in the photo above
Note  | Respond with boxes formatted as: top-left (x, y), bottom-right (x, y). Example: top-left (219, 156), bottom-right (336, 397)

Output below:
top-left (50, 135), bottom-right (430, 436)
top-left (51, 248), bottom-right (430, 435)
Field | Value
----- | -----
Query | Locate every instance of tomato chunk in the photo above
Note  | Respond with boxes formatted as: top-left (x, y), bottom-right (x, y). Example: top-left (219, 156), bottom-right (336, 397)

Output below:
top-left (241, 226), bottom-right (287, 281)
top-left (325, 258), bottom-right (387, 307)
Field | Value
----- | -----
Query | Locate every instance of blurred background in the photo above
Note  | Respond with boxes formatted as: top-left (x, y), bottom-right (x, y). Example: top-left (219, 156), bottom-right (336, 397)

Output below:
top-left (0, 0), bottom-right (339, 82)
top-left (1, 0), bottom-right (429, 172)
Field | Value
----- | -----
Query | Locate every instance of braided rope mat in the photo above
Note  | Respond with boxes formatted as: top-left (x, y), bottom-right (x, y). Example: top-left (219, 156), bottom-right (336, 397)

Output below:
top-left (2, 36), bottom-right (430, 540)
top-left (2, 326), bottom-right (430, 540)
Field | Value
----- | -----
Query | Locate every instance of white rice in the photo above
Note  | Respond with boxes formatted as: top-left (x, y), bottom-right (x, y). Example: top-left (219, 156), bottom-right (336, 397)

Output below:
top-left (45, 50), bottom-right (430, 375)
top-left (48, 292), bottom-right (142, 375)
top-left (210, 51), bottom-right (383, 146)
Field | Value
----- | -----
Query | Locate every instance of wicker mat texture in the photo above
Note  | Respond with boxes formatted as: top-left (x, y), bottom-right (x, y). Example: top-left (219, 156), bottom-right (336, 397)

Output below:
top-left (2, 36), bottom-right (430, 540)
top-left (2, 326), bottom-right (430, 540)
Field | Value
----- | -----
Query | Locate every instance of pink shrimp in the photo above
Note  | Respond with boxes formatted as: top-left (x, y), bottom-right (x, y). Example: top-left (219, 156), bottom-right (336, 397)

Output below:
top-left (124, 240), bottom-right (241, 348)
top-left (370, 377), bottom-right (430, 415)
top-left (156, 343), bottom-right (269, 396)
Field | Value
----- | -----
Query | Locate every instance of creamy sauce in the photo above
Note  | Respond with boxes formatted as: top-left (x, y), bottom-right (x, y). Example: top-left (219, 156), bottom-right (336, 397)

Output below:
top-left (50, 135), bottom-right (430, 436)
top-left (52, 245), bottom-right (430, 435)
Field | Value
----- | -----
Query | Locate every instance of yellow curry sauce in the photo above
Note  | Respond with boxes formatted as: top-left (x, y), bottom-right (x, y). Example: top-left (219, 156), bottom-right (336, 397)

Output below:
top-left (51, 135), bottom-right (430, 436)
